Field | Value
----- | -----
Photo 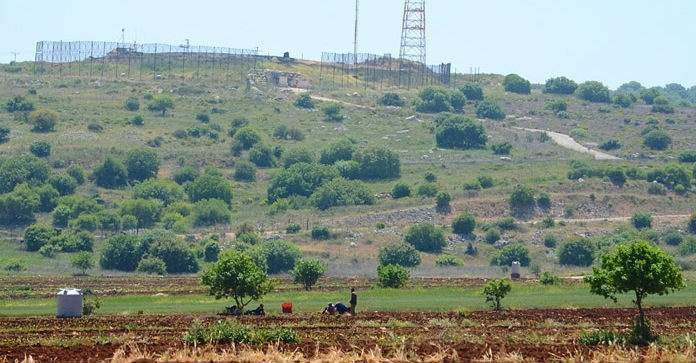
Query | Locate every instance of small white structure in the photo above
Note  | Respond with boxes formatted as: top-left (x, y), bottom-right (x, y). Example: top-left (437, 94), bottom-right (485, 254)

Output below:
top-left (56, 288), bottom-right (83, 318)
top-left (510, 261), bottom-right (521, 279)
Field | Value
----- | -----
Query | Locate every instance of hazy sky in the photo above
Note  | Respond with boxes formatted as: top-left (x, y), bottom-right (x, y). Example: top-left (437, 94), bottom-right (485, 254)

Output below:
top-left (1, 0), bottom-right (693, 88)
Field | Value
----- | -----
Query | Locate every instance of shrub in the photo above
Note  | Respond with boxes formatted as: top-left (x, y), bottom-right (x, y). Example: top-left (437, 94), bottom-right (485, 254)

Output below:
top-left (404, 223), bottom-right (447, 253)
top-left (232, 127), bottom-right (261, 151)
top-left (49, 174), bottom-right (78, 196)
top-left (640, 88), bottom-right (661, 105)
top-left (147, 95), bottom-right (174, 116)
top-left (100, 234), bottom-right (142, 272)
top-left (647, 182), bottom-right (668, 196)
top-left (491, 244), bottom-right (530, 267)
top-left (137, 257), bottom-right (167, 275)
top-left (544, 77), bottom-right (578, 95)
top-left (540, 272), bottom-right (561, 285)
top-left (352, 146), bottom-right (401, 180)
top-left (148, 237), bottom-right (199, 274)
top-left (509, 185), bottom-right (536, 212)
top-left (435, 192), bottom-right (451, 211)
top-left (417, 183), bottom-right (438, 197)
top-left (558, 238), bottom-right (595, 266)
top-left (69, 213), bottom-right (99, 232)
top-left (5, 95), bottom-right (34, 113)
top-left (415, 87), bottom-right (452, 113)
top-left (449, 90), bottom-right (466, 112)
top-left (310, 178), bottom-right (375, 210)
top-left (319, 138), bottom-right (356, 165)
top-left (503, 74), bottom-right (531, 94)
top-left (613, 93), bottom-right (634, 108)
top-left (67, 165), bottom-right (86, 185)
top-left (286, 223), bottom-right (301, 234)
top-left (0, 126), bottom-right (9, 144)
top-left (578, 330), bottom-right (626, 346)
top-left (71, 252), bottom-right (94, 275)
top-left (125, 97), bottom-right (140, 111)
top-left (24, 223), bottom-right (56, 252)
top-left (273, 125), bottom-right (304, 141)
top-left (292, 258), bottom-right (326, 290)
top-left (0, 184), bottom-right (40, 226)
top-left (576, 81), bottom-right (611, 103)
top-left (311, 226), bottom-right (331, 240)
top-left (496, 218), bottom-right (516, 232)
top-left (491, 142), bottom-right (512, 155)
top-left (30, 141), bottom-right (51, 158)
top-left (680, 238), bottom-right (696, 256)
top-left (133, 179), bottom-right (185, 206)
top-left (379, 92), bottom-right (405, 107)
top-left (334, 160), bottom-right (360, 179)
top-left (192, 199), bottom-right (232, 227)
top-left (435, 254), bottom-right (463, 266)
top-left (0, 154), bottom-right (50, 193)
top-left (537, 192), bottom-right (551, 209)
top-left (203, 240), bottom-right (221, 262)
top-left (651, 97), bottom-right (674, 114)
top-left (195, 112), bottom-right (210, 123)
top-left (599, 139), bottom-right (622, 151)
top-left (294, 94), bottom-right (315, 109)
top-left (475, 100), bottom-right (506, 120)
top-left (452, 213), bottom-right (476, 235)
top-left (543, 234), bottom-right (558, 248)
top-left (93, 157), bottom-right (128, 189)
top-left (477, 175), bottom-right (494, 189)
top-left (377, 264), bottom-right (410, 288)
top-left (4, 259), bottom-right (26, 272)
top-left (484, 228), bottom-right (501, 244)
top-left (483, 279), bottom-right (511, 310)
top-left (678, 150), bottom-right (696, 163)
top-left (253, 240), bottom-right (301, 274)
top-left (267, 163), bottom-right (338, 202)
top-left (424, 171), bottom-right (437, 182)
top-left (322, 103), bottom-right (344, 122)
top-left (249, 144), bottom-right (275, 167)
top-left (459, 83), bottom-right (484, 101)
top-left (233, 161), bottom-right (257, 182)
top-left (632, 213), bottom-right (653, 230)
top-left (30, 109), bottom-right (58, 132)
top-left (688, 214), bottom-right (696, 234)
top-left (663, 230), bottom-right (684, 246)
top-left (390, 183), bottom-right (411, 199)
top-left (545, 99), bottom-right (568, 113)
top-left (126, 148), bottom-right (160, 182)
top-left (186, 172), bottom-right (233, 205)
top-left (36, 184), bottom-right (59, 212)
top-left (173, 166), bottom-right (199, 185)
top-left (378, 243), bottom-right (421, 267)
top-left (282, 148), bottom-right (314, 168)
top-left (120, 198), bottom-right (162, 229)
top-left (434, 114), bottom-right (487, 150)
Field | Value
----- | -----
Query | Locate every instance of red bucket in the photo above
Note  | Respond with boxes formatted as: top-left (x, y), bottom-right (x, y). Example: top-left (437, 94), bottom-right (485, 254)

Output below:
top-left (281, 302), bottom-right (293, 314)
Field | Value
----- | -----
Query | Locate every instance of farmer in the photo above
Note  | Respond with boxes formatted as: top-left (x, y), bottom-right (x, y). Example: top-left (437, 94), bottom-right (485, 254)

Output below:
top-left (322, 302), bottom-right (350, 315)
top-left (245, 304), bottom-right (265, 316)
top-left (349, 287), bottom-right (358, 316)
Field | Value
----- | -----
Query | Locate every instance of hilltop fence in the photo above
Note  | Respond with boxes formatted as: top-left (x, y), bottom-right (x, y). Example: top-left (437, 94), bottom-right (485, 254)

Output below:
top-left (33, 41), bottom-right (259, 82)
top-left (319, 52), bottom-right (451, 90)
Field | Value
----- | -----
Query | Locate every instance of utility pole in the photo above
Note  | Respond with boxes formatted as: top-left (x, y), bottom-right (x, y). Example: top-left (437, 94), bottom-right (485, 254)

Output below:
top-left (10, 52), bottom-right (18, 62)
top-left (399, 0), bottom-right (426, 65)
top-left (353, 0), bottom-right (359, 65)
top-left (121, 28), bottom-right (125, 46)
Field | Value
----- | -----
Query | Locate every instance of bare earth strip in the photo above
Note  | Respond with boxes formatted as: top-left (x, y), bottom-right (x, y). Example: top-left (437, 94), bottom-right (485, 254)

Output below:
top-left (514, 126), bottom-right (621, 160)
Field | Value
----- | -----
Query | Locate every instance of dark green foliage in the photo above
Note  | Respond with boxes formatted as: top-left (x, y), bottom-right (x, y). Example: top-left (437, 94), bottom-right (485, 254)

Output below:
top-left (272, 125), bottom-right (304, 141)
top-left (415, 87), bottom-right (452, 113)
top-left (435, 191), bottom-right (451, 211)
top-left (148, 236), bottom-right (199, 274)
top-left (69, 213), bottom-right (99, 232)
top-left (416, 183), bottom-right (438, 197)
top-left (576, 81), bottom-right (611, 103)
top-left (319, 138), bottom-right (356, 165)
top-left (475, 99), bottom-right (506, 120)
top-left (379, 92), bottom-right (405, 107)
top-left (310, 177), bottom-right (375, 210)
top-left (491, 142), bottom-right (512, 155)
top-left (651, 96), bottom-right (674, 114)
top-left (496, 217), bottom-right (517, 231)
top-left (233, 161), bottom-right (257, 182)
top-left (606, 168), bottom-right (626, 187)
top-left (680, 238), bottom-right (696, 256)
top-left (540, 272), bottom-right (561, 285)
top-left (545, 99), bottom-right (568, 113)
top-left (613, 93), bottom-right (635, 108)
top-left (51, 205), bottom-right (71, 228)
top-left (663, 230), bottom-right (684, 246)
top-left (641, 88), bottom-right (661, 104)
top-left (377, 264), bottom-right (410, 288)
top-left (491, 243), bottom-right (530, 267)
top-left (24, 223), bottom-right (56, 251)
top-left (36, 184), bottom-right (59, 212)
top-left (49, 174), bottom-right (78, 196)
top-left (50, 229), bottom-right (94, 253)
top-left (452, 213), bottom-right (476, 235)
top-left (30, 109), bottom-right (58, 132)
top-left (5, 95), bottom-right (34, 112)
top-left (543, 77), bottom-right (578, 95)
top-left (404, 223), bottom-right (446, 253)
top-left (509, 185), bottom-right (536, 212)
top-left (124, 97), bottom-right (140, 111)
top-left (434, 114), bottom-right (487, 150)
top-left (30, 141), bottom-right (51, 157)
top-left (66, 165), bottom-right (85, 185)
top-left (543, 234), bottom-right (558, 248)
top-left (100, 234), bottom-right (142, 271)
top-left (449, 90), bottom-right (466, 112)
top-left (128, 114), bottom-right (145, 126)
top-left (617, 81), bottom-right (643, 94)
top-left (294, 94), bottom-right (315, 109)
top-left (195, 112), bottom-right (210, 123)
top-left (203, 240), bottom-right (221, 262)
top-left (147, 95), bottom-right (174, 116)
top-left (334, 160), bottom-right (360, 180)
top-left (436, 254), bottom-right (463, 266)
top-left (484, 228), bottom-right (501, 244)
top-left (379, 243), bottom-right (422, 267)
top-left (249, 144), bottom-right (276, 167)
top-left (137, 257), bottom-right (167, 275)
top-left (537, 192), bottom-right (551, 209)
top-left (133, 179), bottom-right (185, 206)
top-left (483, 279), bottom-right (511, 310)
top-left (253, 240), bottom-right (301, 274)
top-left (424, 172), bottom-right (437, 182)
top-left (352, 146), bottom-right (401, 180)
top-left (0, 126), bottom-right (9, 143)
top-left (173, 166), bottom-right (199, 185)
top-left (631, 213), bottom-right (653, 230)
top-left (286, 223), bottom-right (301, 234)
top-left (120, 198), bottom-right (163, 228)
top-left (0, 155), bottom-right (49, 193)
top-left (0, 184), bottom-right (40, 226)
top-left (267, 163), bottom-right (338, 202)
top-left (391, 183), bottom-right (411, 199)
top-left (322, 103), bottom-right (344, 122)
top-left (93, 157), bottom-right (128, 188)
top-left (477, 175), bottom-right (494, 189)
top-left (192, 199), bottom-right (231, 227)
top-left (578, 330), bottom-right (626, 346)
top-left (558, 238), bottom-right (595, 266)
top-left (292, 258), bottom-right (326, 290)
top-left (311, 226), bottom-right (331, 240)
top-left (503, 74), bottom-right (531, 94)
top-left (689, 214), bottom-right (696, 234)
top-left (183, 321), bottom-right (299, 346)
top-left (126, 148), bottom-right (160, 182)
top-left (459, 83), bottom-right (484, 101)
top-left (201, 250), bottom-right (272, 309)
top-left (599, 139), bottom-right (622, 151)
top-left (185, 172), bottom-right (233, 205)
top-left (282, 148), bottom-right (314, 168)
top-left (678, 150), bottom-right (696, 163)
top-left (232, 127), bottom-right (261, 151)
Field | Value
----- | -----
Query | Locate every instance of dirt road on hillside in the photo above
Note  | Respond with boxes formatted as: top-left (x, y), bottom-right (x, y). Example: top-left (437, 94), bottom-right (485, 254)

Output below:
top-left (514, 127), bottom-right (621, 160)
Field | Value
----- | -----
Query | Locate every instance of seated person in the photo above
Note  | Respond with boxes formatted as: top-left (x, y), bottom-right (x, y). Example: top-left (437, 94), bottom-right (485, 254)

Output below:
top-left (321, 303), bottom-right (337, 315)
top-left (245, 304), bottom-right (265, 316)
top-left (334, 302), bottom-right (350, 315)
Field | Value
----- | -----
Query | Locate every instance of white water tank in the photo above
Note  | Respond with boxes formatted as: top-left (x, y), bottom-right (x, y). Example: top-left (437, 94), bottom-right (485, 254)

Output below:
top-left (510, 261), bottom-right (521, 279)
top-left (56, 288), bottom-right (83, 318)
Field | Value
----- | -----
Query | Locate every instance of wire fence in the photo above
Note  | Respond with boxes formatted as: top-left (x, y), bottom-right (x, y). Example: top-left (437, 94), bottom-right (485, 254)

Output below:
top-left (319, 52), bottom-right (451, 90)
top-left (33, 41), bottom-right (260, 83)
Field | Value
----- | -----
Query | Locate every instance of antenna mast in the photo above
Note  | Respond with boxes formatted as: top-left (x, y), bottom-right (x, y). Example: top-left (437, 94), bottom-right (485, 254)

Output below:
top-left (353, 0), bottom-right (359, 65)
top-left (399, 0), bottom-right (426, 65)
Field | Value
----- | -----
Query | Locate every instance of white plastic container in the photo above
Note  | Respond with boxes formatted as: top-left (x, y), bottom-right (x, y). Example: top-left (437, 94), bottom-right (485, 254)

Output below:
top-left (56, 288), bottom-right (83, 318)
top-left (510, 261), bottom-right (521, 279)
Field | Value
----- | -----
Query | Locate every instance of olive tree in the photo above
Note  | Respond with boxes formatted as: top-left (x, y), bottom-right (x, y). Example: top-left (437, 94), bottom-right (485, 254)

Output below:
top-left (483, 279), bottom-right (512, 311)
top-left (292, 258), bottom-right (327, 290)
top-left (147, 95), bottom-right (174, 116)
top-left (585, 241), bottom-right (685, 345)
top-left (201, 251), bottom-right (273, 310)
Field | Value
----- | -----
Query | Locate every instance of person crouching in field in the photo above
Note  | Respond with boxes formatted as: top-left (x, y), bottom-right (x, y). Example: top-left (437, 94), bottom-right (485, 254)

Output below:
top-left (350, 287), bottom-right (357, 316)
top-left (322, 302), bottom-right (350, 315)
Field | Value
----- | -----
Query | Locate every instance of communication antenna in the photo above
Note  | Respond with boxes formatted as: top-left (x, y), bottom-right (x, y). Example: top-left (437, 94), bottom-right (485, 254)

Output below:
top-left (399, 0), bottom-right (426, 65)
top-left (10, 52), bottom-right (19, 62)
top-left (121, 28), bottom-right (125, 46)
top-left (353, 0), bottom-right (359, 65)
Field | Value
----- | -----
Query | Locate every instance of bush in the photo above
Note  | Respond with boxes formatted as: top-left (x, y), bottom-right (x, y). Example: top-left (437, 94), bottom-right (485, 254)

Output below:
top-left (286, 223), bottom-right (301, 234)
top-left (186, 172), bottom-right (233, 205)
top-left (452, 213), bottom-right (476, 235)
top-left (136, 257), bottom-right (167, 275)
top-left (543, 234), bottom-right (558, 248)
top-left (310, 178), bottom-right (375, 210)
top-left (545, 99), bottom-right (568, 113)
top-left (233, 161), bottom-right (257, 182)
top-left (120, 198), bottom-right (162, 229)
top-left (173, 166), bottom-right (199, 185)
top-left (48, 174), bottom-right (77, 196)
top-left (379, 92), bottom-right (405, 107)
top-left (52, 230), bottom-right (94, 253)
top-left (543, 77), bottom-right (578, 95)
top-left (93, 157), bottom-right (128, 189)
top-left (311, 226), bottom-right (331, 240)
top-left (651, 97), bottom-right (674, 114)
top-left (147, 237), bottom-right (199, 274)
top-left (203, 241), bottom-right (221, 262)
top-left (100, 234), bottom-right (142, 271)
top-left (232, 127), bottom-right (261, 151)
top-left (292, 258), bottom-right (326, 290)
top-left (391, 183), bottom-right (411, 199)
top-left (415, 87), bottom-right (452, 113)
top-left (0, 154), bottom-right (50, 193)
top-left (249, 144), bottom-right (275, 167)
top-left (631, 213), bottom-right (653, 230)
top-left (282, 148), bottom-right (314, 168)
top-left (267, 163), bottom-right (339, 202)
top-left (147, 95), bottom-right (174, 116)
top-left (126, 148), bottom-right (160, 182)
top-left (195, 112), bottom-right (210, 123)
top-left (459, 83), bottom-right (484, 101)
top-left (201, 250), bottom-right (272, 310)
top-left (449, 90), bottom-right (466, 112)
top-left (24, 223), bottom-right (56, 252)
top-left (643, 129), bottom-right (672, 151)
top-left (503, 74), bottom-right (531, 94)
top-left (192, 199), bottom-right (232, 227)
top-left (352, 146), bottom-right (401, 180)
top-left (0, 184), bottom-right (40, 226)
top-left (334, 160), bottom-right (360, 180)
top-left (579, 330), bottom-right (627, 346)
top-left (435, 192), bottom-right (451, 211)
top-left (576, 81), bottom-right (611, 103)
top-left (483, 279), bottom-right (511, 310)
top-left (294, 94), bottom-right (315, 109)
top-left (491, 142), bottom-right (512, 155)
top-left (613, 93), bottom-right (634, 108)
top-left (71, 252), bottom-right (94, 275)
top-left (537, 192), bottom-right (551, 209)
top-left (647, 182), bottom-right (668, 196)
top-left (599, 139), bottom-right (622, 151)
top-left (125, 97), bottom-right (140, 111)
top-left (322, 103), bottom-right (344, 122)
top-left (678, 150), bottom-right (696, 163)
top-left (272, 125), bottom-right (304, 141)
top-left (509, 185), bottom-right (536, 212)
top-left (67, 165), bottom-right (85, 185)
top-left (87, 122), bottom-right (103, 133)
top-left (689, 214), bottom-right (696, 234)
top-left (5, 95), bottom-right (34, 113)
top-left (417, 183), bottom-right (438, 197)
top-left (558, 238), bottom-right (595, 266)
top-left (404, 223), bottom-right (447, 253)
top-left (434, 114), bottom-right (487, 150)
top-left (133, 179), bottom-right (185, 206)
top-left (36, 184), bottom-right (59, 212)
top-left (319, 138), bottom-right (356, 165)
top-left (640, 87), bottom-right (661, 105)
top-left (491, 244), bottom-right (530, 267)
top-left (540, 272), bottom-right (561, 285)
top-left (478, 175), bottom-right (494, 189)
top-left (435, 254), bottom-right (463, 266)
top-left (475, 100), bottom-right (506, 120)
top-left (0, 126), bottom-right (9, 144)
top-left (663, 230), bottom-right (684, 246)
top-left (377, 264), bottom-right (410, 288)
top-left (378, 243), bottom-right (421, 267)
top-left (4, 259), bottom-right (27, 272)
top-left (69, 213), bottom-right (99, 232)
top-left (253, 240), bottom-right (301, 274)
top-left (30, 109), bottom-right (58, 132)
top-left (30, 141), bottom-right (51, 158)
top-left (485, 228), bottom-right (501, 244)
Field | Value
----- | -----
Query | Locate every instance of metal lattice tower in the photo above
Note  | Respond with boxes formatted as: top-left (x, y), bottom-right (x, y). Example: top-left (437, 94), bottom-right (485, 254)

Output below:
top-left (399, 0), bottom-right (426, 65)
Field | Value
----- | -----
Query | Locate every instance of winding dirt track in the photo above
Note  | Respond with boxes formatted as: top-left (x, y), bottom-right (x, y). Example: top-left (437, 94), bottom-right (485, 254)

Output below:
top-left (514, 127), bottom-right (621, 160)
